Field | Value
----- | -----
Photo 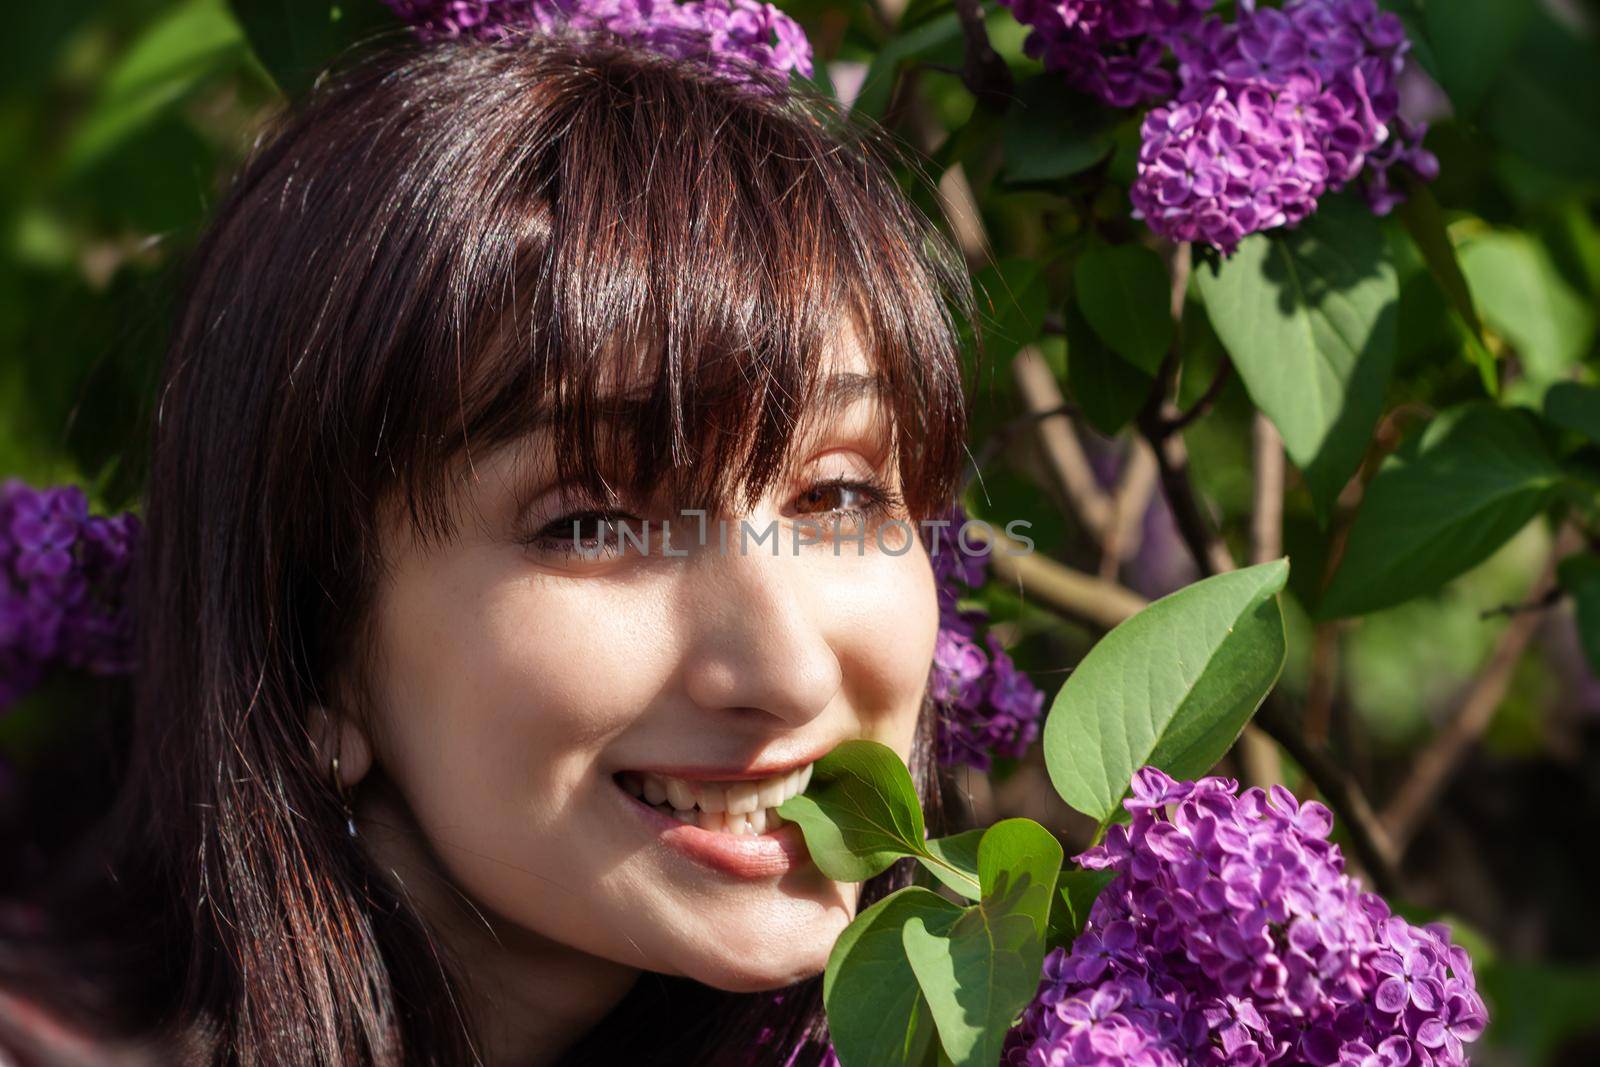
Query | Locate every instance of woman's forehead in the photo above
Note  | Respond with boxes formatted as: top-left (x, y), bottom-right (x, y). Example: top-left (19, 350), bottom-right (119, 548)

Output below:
top-left (388, 317), bottom-right (892, 545)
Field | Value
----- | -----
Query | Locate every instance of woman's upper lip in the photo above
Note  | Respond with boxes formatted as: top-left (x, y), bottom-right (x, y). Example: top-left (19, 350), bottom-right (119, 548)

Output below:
top-left (620, 747), bottom-right (833, 782)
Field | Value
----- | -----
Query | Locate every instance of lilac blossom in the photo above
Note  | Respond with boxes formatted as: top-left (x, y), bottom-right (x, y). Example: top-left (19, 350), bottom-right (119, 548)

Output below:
top-left (381, 0), bottom-right (814, 85)
top-left (997, 0), bottom-right (1214, 107)
top-left (1004, 768), bottom-right (1487, 1066)
top-left (1131, 0), bottom-right (1439, 250)
top-left (926, 506), bottom-right (1045, 771)
top-left (1, 480), bottom-right (139, 712)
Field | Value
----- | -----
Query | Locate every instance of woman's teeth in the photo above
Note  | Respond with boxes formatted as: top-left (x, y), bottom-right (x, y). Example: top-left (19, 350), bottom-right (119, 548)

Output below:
top-left (618, 763), bottom-right (814, 836)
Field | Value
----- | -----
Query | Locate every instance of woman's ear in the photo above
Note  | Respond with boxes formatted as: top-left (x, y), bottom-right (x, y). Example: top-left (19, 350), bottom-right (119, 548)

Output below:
top-left (308, 702), bottom-right (373, 789)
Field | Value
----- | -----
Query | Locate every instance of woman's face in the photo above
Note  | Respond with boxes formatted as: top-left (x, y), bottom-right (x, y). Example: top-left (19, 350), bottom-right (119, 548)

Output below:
top-left (353, 326), bottom-right (940, 991)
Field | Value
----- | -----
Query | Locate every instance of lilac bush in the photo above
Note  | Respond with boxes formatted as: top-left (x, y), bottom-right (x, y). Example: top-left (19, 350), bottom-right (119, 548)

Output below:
top-left (381, 0), bottom-right (814, 84)
top-left (1004, 768), bottom-right (1487, 1066)
top-left (1001, 0), bottom-right (1440, 252)
top-left (927, 506), bottom-right (1045, 771)
top-left (0, 480), bottom-right (139, 712)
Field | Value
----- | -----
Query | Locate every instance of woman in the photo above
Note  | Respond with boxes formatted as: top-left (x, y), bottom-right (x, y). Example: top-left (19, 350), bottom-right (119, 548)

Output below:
top-left (0, 26), bottom-right (974, 1066)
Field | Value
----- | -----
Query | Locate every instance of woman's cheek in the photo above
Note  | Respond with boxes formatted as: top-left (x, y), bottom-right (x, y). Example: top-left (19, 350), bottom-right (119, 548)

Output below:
top-left (823, 540), bottom-right (939, 758)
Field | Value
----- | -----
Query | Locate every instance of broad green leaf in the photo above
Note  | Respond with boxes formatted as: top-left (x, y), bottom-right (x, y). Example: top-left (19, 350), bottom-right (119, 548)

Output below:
top-left (1046, 869), bottom-right (1116, 948)
top-left (825, 887), bottom-right (961, 1067)
top-left (1063, 298), bottom-right (1153, 436)
top-left (1425, 0), bottom-right (1532, 117)
top-left (230, 0), bottom-right (398, 98)
top-left (1196, 198), bottom-right (1397, 523)
top-left (924, 829), bottom-right (984, 901)
top-left (1393, 183), bottom-right (1495, 393)
top-left (902, 871), bottom-right (1045, 1067)
top-left (1075, 242), bottom-right (1172, 375)
top-left (1544, 382), bottom-right (1600, 445)
top-left (1459, 231), bottom-right (1596, 387)
top-left (1000, 75), bottom-right (1114, 183)
top-left (1557, 555), bottom-right (1600, 675)
top-left (64, 0), bottom-right (247, 173)
top-left (977, 819), bottom-right (1061, 940)
top-left (1043, 561), bottom-right (1290, 825)
top-left (1319, 405), bottom-right (1565, 618)
top-left (776, 740), bottom-right (927, 882)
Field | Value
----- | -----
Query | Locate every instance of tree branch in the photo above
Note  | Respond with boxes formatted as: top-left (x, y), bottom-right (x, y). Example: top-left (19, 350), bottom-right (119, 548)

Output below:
top-left (1382, 526), bottom-right (1579, 851)
top-left (1157, 358), bottom-right (1234, 439)
top-left (971, 525), bottom-right (1150, 630)
top-left (951, 0), bottom-right (1015, 111)
top-left (1014, 347), bottom-right (1115, 540)
top-left (1099, 439), bottom-right (1158, 580)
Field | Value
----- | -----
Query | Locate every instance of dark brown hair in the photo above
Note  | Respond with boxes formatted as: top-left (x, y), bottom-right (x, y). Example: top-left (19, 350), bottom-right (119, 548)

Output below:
top-left (4, 29), bottom-right (973, 1066)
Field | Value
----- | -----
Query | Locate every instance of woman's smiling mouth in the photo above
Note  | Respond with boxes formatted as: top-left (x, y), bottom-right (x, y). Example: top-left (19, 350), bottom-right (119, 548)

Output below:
top-left (615, 763), bottom-right (813, 835)
top-left (611, 760), bottom-right (819, 878)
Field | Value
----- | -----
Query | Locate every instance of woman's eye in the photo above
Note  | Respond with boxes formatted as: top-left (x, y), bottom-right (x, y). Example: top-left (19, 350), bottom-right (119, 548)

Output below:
top-left (791, 477), bottom-right (899, 526)
top-left (523, 510), bottom-right (639, 561)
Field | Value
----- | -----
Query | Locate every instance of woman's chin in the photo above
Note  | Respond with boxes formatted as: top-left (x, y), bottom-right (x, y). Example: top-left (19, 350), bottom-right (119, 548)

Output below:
top-left (670, 909), bottom-right (849, 992)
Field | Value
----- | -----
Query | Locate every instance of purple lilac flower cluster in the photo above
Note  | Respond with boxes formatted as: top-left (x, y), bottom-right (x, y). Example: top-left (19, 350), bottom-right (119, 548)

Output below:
top-left (997, 0), bottom-right (1213, 107)
top-left (1004, 768), bottom-right (1487, 1066)
top-left (381, 0), bottom-right (813, 85)
top-left (926, 506), bottom-right (1045, 771)
top-left (1000, 0), bottom-right (1439, 252)
top-left (0, 480), bottom-right (139, 712)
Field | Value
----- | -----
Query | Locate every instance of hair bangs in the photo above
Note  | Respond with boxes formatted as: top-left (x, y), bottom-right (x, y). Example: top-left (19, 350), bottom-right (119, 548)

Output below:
top-left (372, 35), bottom-right (972, 546)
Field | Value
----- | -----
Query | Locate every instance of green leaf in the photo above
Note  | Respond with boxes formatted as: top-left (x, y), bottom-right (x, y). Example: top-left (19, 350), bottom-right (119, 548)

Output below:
top-left (1557, 555), bottom-right (1600, 675)
top-left (1043, 561), bottom-right (1290, 826)
top-left (1425, 0), bottom-right (1533, 117)
top-left (971, 259), bottom-right (1049, 365)
top-left (1544, 382), bottom-right (1600, 446)
top-left (1047, 869), bottom-right (1116, 947)
top-left (64, 0), bottom-right (247, 173)
top-left (230, 0), bottom-right (398, 98)
top-left (1459, 231), bottom-right (1596, 387)
top-left (1196, 198), bottom-right (1398, 524)
top-left (902, 870), bottom-right (1045, 1067)
top-left (825, 887), bottom-right (961, 1067)
top-left (976, 819), bottom-right (1062, 940)
top-left (1319, 405), bottom-right (1565, 618)
top-left (851, 11), bottom-right (963, 120)
top-left (1074, 241), bottom-right (1173, 375)
top-left (924, 829), bottom-right (984, 901)
top-left (1482, 12), bottom-right (1600, 183)
top-left (1393, 182), bottom-right (1495, 394)
top-left (1063, 297), bottom-right (1153, 436)
top-left (1000, 75), bottom-right (1114, 184)
top-left (775, 740), bottom-right (927, 883)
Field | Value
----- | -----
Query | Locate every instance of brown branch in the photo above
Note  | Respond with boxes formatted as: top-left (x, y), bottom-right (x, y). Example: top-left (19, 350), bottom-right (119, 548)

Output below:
top-left (1382, 527), bottom-right (1580, 851)
top-left (1157, 358), bottom-right (1234, 439)
top-left (1099, 439), bottom-right (1158, 580)
top-left (1250, 413), bottom-right (1284, 566)
top-left (1014, 347), bottom-right (1114, 540)
top-left (1139, 417), bottom-right (1234, 578)
top-left (951, 0), bottom-right (1015, 111)
top-left (972, 525), bottom-right (1149, 630)
top-left (1240, 413), bottom-right (1286, 787)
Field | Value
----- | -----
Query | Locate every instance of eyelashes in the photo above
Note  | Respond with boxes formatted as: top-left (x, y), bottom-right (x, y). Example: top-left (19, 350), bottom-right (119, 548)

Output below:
top-left (519, 475), bottom-right (905, 562)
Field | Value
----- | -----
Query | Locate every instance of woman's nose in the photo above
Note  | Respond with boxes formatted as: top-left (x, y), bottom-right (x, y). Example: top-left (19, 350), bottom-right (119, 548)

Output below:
top-left (678, 530), bottom-right (842, 729)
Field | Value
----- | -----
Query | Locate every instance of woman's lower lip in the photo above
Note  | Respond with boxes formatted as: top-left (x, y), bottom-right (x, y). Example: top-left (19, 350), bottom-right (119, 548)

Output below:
top-left (615, 782), bottom-right (810, 879)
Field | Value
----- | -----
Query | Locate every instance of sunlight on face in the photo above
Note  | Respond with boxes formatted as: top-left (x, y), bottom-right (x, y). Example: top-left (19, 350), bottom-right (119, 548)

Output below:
top-left (357, 320), bottom-right (939, 991)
